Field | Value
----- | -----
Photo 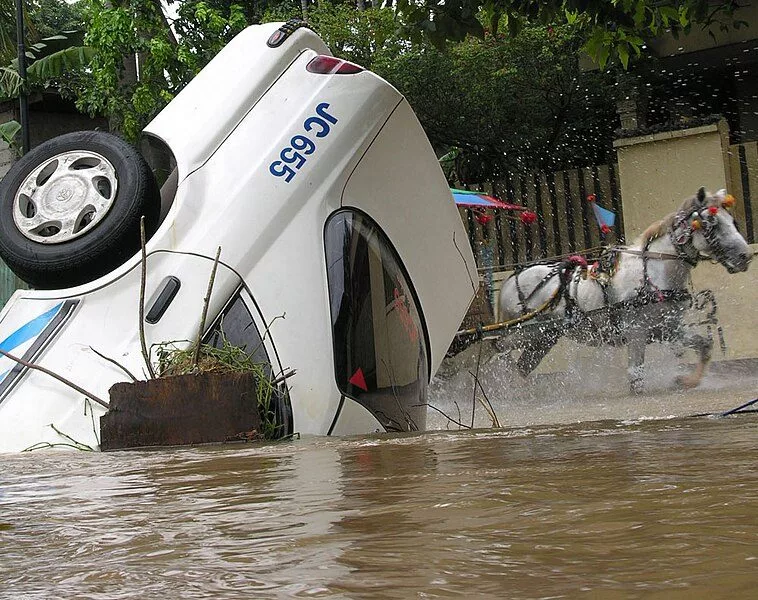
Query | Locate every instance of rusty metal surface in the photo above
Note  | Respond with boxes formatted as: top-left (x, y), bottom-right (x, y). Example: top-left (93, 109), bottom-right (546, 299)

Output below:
top-left (100, 372), bottom-right (262, 451)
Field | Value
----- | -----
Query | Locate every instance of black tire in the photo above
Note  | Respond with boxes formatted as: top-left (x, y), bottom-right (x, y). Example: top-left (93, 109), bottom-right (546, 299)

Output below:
top-left (0, 131), bottom-right (161, 289)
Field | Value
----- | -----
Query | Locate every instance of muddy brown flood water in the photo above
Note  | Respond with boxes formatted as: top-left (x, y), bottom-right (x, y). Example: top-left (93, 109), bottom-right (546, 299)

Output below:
top-left (2, 409), bottom-right (758, 599)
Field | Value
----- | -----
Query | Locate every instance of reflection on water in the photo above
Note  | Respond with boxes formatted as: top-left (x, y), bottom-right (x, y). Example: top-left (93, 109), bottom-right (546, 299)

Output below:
top-left (2, 416), bottom-right (757, 599)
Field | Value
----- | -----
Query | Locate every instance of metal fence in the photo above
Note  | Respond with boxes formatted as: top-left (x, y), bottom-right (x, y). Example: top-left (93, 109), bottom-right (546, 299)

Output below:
top-left (727, 141), bottom-right (758, 244)
top-left (458, 163), bottom-right (624, 271)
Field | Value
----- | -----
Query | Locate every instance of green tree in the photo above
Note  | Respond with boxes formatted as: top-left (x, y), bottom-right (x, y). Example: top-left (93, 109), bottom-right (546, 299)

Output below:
top-left (305, 1), bottom-right (405, 69)
top-left (75, 0), bottom-right (247, 140)
top-left (375, 23), bottom-right (617, 181)
top-left (0, 1), bottom-right (38, 66)
top-left (395, 0), bottom-right (746, 69)
top-left (0, 0), bottom-right (91, 102)
top-left (30, 0), bottom-right (84, 39)
top-left (0, 30), bottom-right (94, 100)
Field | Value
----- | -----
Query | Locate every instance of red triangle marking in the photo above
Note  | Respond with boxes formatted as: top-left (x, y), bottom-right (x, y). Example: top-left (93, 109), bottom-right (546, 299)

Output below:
top-left (349, 368), bottom-right (368, 392)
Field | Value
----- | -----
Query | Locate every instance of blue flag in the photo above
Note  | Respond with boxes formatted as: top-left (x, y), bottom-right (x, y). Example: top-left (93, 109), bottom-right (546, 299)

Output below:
top-left (591, 202), bottom-right (616, 229)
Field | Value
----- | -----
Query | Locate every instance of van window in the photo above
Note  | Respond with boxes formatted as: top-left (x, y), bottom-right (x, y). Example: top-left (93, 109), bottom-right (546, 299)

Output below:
top-left (325, 210), bottom-right (428, 432)
top-left (205, 292), bottom-right (270, 368)
top-left (204, 290), bottom-right (293, 437)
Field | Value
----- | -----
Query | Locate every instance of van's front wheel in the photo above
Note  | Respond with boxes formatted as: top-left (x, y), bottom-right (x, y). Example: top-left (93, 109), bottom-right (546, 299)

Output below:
top-left (0, 131), bottom-right (160, 289)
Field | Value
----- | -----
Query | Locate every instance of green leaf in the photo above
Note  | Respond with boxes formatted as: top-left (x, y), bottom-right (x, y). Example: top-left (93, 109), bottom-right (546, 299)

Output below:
top-left (0, 120), bottom-right (21, 146)
top-left (597, 45), bottom-right (610, 70)
top-left (634, 2), bottom-right (646, 29)
top-left (618, 43), bottom-right (629, 70)
top-left (0, 67), bottom-right (22, 99)
top-left (659, 6), bottom-right (679, 28)
top-left (678, 6), bottom-right (690, 27)
top-left (27, 46), bottom-right (95, 81)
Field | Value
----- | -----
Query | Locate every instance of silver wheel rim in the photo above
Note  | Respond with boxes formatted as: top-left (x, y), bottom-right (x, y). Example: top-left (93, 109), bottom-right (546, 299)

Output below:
top-left (12, 150), bottom-right (119, 244)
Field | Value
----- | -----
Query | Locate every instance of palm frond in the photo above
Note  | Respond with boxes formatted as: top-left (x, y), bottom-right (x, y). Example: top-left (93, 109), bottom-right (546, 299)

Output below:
top-left (27, 45), bottom-right (93, 80)
top-left (0, 64), bottom-right (21, 98)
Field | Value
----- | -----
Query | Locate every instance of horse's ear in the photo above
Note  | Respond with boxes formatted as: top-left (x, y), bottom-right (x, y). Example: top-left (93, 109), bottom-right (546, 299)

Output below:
top-left (696, 187), bottom-right (707, 205)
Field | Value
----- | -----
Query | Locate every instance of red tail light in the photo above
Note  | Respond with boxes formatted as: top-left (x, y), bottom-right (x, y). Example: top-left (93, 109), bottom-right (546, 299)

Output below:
top-left (306, 55), bottom-right (364, 75)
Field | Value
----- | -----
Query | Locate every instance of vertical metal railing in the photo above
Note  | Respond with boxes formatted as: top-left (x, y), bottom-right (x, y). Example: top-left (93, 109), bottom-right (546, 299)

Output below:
top-left (729, 142), bottom-right (757, 244)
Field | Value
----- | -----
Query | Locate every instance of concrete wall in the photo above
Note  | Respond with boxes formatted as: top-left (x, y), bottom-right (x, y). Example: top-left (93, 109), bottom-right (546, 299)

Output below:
top-left (0, 140), bottom-right (13, 179)
top-left (613, 122), bottom-right (731, 240)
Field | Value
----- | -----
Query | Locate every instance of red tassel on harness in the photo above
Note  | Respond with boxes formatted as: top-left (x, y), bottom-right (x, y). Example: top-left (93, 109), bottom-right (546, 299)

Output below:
top-left (566, 255), bottom-right (588, 268)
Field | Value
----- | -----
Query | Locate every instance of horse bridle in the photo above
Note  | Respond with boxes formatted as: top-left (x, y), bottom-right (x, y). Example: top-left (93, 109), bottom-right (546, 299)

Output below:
top-left (669, 206), bottom-right (728, 267)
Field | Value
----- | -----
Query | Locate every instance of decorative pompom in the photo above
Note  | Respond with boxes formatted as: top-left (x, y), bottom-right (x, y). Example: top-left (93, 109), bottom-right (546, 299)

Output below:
top-left (567, 255), bottom-right (588, 268)
top-left (475, 212), bottom-right (493, 225)
top-left (708, 206), bottom-right (719, 216)
top-left (723, 195), bottom-right (736, 208)
top-left (600, 224), bottom-right (611, 234)
top-left (520, 210), bottom-right (538, 225)
top-left (587, 194), bottom-right (596, 202)
top-left (691, 219), bottom-right (702, 230)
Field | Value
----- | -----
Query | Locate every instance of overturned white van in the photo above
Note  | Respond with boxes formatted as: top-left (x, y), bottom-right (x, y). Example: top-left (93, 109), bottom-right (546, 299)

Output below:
top-left (0, 21), bottom-right (476, 452)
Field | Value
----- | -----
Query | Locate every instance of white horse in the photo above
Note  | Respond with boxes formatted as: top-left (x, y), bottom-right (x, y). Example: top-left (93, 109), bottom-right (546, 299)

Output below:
top-left (496, 188), bottom-right (752, 392)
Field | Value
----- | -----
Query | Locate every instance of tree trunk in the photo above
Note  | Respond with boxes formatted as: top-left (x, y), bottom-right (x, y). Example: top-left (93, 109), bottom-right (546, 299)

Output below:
top-left (110, 53), bottom-right (138, 131)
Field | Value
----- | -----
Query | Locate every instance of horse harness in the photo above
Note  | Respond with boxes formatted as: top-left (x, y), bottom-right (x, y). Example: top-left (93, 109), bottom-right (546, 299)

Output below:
top-left (513, 258), bottom-right (582, 320)
top-left (586, 202), bottom-right (729, 312)
top-left (508, 212), bottom-right (714, 333)
top-left (491, 198), bottom-right (736, 343)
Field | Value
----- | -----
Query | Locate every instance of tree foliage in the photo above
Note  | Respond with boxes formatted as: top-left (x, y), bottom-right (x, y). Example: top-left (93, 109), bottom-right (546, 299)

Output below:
top-left (395, 0), bottom-right (747, 69)
top-left (75, 0), bottom-right (247, 140)
top-left (0, 30), bottom-right (93, 99)
top-left (303, 1), bottom-right (405, 70)
top-left (376, 23), bottom-right (617, 181)
top-left (7, 0), bottom-right (622, 180)
top-left (30, 0), bottom-right (85, 39)
top-left (0, 1), bottom-right (35, 65)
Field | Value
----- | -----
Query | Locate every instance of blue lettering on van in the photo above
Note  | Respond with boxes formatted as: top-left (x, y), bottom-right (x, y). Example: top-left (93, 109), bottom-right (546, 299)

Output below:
top-left (269, 102), bottom-right (338, 183)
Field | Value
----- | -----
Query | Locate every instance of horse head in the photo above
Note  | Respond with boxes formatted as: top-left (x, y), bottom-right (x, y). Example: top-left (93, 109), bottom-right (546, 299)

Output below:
top-left (670, 188), bottom-right (752, 273)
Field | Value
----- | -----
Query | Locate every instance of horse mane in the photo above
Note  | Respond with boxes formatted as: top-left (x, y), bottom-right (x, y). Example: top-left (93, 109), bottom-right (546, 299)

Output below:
top-left (633, 191), bottom-right (715, 248)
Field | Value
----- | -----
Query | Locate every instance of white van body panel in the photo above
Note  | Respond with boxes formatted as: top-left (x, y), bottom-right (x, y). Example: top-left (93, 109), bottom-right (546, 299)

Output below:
top-left (341, 100), bottom-right (478, 376)
top-left (143, 23), bottom-right (330, 180)
top-left (0, 23), bottom-right (476, 452)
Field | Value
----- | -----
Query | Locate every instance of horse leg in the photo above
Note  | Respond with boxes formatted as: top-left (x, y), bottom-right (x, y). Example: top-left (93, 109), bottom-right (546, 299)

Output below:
top-left (676, 331), bottom-right (712, 389)
top-left (516, 326), bottom-right (563, 377)
top-left (627, 332), bottom-right (646, 395)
